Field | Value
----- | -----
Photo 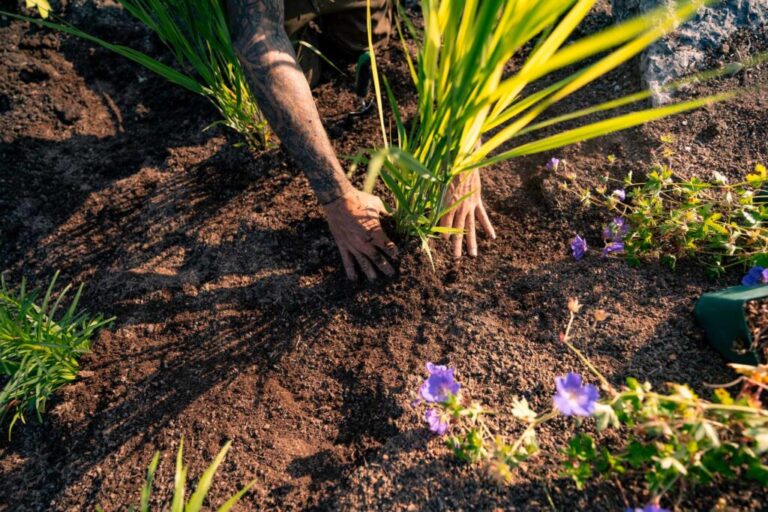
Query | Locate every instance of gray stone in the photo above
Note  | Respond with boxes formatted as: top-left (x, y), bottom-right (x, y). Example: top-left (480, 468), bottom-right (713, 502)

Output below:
top-left (611, 0), bottom-right (768, 103)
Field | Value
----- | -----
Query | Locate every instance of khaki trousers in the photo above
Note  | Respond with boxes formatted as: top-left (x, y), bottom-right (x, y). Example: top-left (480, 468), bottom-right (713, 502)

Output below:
top-left (284, 0), bottom-right (392, 85)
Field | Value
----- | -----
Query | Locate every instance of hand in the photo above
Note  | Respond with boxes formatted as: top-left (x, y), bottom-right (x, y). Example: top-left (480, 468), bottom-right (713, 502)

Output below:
top-left (438, 169), bottom-right (496, 258)
top-left (322, 189), bottom-right (399, 281)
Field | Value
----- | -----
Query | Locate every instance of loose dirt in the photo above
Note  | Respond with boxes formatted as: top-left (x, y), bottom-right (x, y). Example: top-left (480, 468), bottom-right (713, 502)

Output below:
top-left (1, 2), bottom-right (767, 510)
top-left (746, 298), bottom-right (768, 362)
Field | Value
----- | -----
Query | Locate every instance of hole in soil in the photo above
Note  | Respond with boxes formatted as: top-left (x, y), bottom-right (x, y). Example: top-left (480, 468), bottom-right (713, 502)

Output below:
top-left (333, 369), bottom-right (403, 451)
top-left (54, 104), bottom-right (81, 125)
top-left (19, 67), bottom-right (50, 83)
top-left (287, 450), bottom-right (345, 485)
top-left (0, 94), bottom-right (10, 114)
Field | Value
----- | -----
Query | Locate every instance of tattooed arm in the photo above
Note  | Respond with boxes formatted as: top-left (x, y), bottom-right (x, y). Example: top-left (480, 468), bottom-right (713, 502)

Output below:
top-left (227, 0), bottom-right (397, 280)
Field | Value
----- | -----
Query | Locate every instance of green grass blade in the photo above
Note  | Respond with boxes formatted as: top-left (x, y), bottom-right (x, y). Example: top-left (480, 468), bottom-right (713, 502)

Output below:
top-left (474, 93), bottom-right (733, 168)
top-left (171, 438), bottom-right (187, 512)
top-left (215, 480), bottom-right (257, 512)
top-left (367, 0), bottom-right (389, 148)
top-left (185, 441), bottom-right (232, 511)
top-left (0, 11), bottom-right (204, 93)
top-left (140, 452), bottom-right (161, 512)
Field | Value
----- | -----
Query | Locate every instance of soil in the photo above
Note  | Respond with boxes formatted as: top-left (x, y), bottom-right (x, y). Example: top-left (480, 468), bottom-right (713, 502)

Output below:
top-left (746, 298), bottom-right (768, 362)
top-left (1, 2), bottom-right (768, 511)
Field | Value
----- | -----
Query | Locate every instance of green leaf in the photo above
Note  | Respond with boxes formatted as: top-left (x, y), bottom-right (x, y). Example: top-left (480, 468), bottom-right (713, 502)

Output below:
top-left (171, 439), bottom-right (187, 512)
top-left (626, 441), bottom-right (657, 468)
top-left (363, 0), bottom-right (740, 240)
top-left (186, 441), bottom-right (232, 511)
top-left (747, 163), bottom-right (768, 185)
top-left (24, 0), bottom-right (51, 18)
top-left (216, 480), bottom-right (257, 512)
top-left (140, 452), bottom-right (160, 512)
top-left (566, 434), bottom-right (597, 460)
top-left (747, 462), bottom-right (768, 485)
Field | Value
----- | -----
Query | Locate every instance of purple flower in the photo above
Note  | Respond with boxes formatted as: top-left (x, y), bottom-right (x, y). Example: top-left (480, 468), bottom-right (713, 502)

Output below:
top-left (545, 157), bottom-right (561, 171)
top-left (602, 217), bottom-right (629, 242)
top-left (553, 373), bottom-right (599, 416)
top-left (611, 189), bottom-right (626, 201)
top-left (625, 505), bottom-right (670, 512)
top-left (601, 241), bottom-right (624, 258)
top-left (419, 362), bottom-right (460, 403)
top-left (571, 235), bottom-right (588, 261)
top-left (425, 408), bottom-right (450, 435)
top-left (741, 266), bottom-right (768, 286)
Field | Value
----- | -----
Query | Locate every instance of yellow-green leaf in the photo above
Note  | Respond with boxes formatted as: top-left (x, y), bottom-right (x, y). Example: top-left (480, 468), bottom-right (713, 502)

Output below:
top-left (25, 0), bottom-right (51, 18)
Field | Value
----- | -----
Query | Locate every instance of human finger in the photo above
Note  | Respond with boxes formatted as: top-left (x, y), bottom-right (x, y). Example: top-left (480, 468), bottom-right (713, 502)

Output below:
top-left (361, 243), bottom-right (396, 277)
top-left (452, 213), bottom-right (466, 258)
top-left (371, 226), bottom-right (399, 260)
top-left (351, 248), bottom-right (378, 281)
top-left (440, 208), bottom-right (456, 240)
top-left (339, 247), bottom-right (358, 280)
top-left (466, 212), bottom-right (477, 257)
top-left (476, 203), bottom-right (496, 239)
top-left (371, 196), bottom-right (389, 216)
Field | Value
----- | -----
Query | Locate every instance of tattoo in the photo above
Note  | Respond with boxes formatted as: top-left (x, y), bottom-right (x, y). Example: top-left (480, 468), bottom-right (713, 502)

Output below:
top-left (227, 0), bottom-right (352, 204)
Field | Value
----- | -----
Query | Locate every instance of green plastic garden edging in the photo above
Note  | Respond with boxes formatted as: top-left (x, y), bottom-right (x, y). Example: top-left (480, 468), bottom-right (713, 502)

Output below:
top-left (695, 284), bottom-right (768, 365)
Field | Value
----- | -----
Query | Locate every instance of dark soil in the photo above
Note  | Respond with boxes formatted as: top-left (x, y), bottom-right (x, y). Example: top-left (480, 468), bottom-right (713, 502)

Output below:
top-left (746, 298), bottom-right (768, 362)
top-left (1, 2), bottom-right (767, 511)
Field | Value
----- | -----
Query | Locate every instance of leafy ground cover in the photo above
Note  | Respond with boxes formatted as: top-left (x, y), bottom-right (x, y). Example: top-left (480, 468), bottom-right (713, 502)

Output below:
top-left (412, 300), bottom-right (768, 511)
top-left (565, 160), bottom-right (768, 275)
top-left (0, 272), bottom-right (112, 435)
top-left (1, 1), bottom-right (767, 510)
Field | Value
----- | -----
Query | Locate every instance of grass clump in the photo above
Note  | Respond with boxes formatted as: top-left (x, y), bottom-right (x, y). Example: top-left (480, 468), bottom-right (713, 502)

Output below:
top-left (0, 272), bottom-right (113, 435)
top-left (96, 439), bottom-right (255, 512)
top-left (365, 0), bottom-right (733, 249)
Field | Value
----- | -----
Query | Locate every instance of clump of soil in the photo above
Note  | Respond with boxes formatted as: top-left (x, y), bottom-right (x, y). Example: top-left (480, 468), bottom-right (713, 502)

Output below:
top-left (745, 298), bottom-right (768, 362)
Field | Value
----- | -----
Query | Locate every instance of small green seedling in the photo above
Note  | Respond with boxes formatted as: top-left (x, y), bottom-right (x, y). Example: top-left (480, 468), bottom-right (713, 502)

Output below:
top-left (97, 438), bottom-right (256, 512)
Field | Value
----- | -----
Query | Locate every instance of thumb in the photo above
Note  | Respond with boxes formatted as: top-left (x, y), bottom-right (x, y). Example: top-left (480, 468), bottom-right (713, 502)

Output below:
top-left (371, 196), bottom-right (390, 216)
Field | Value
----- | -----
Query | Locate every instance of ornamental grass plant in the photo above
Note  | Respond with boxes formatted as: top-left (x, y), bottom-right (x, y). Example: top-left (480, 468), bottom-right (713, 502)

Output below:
top-left (365, 0), bottom-right (734, 248)
top-left (6, 0), bottom-right (270, 149)
top-left (0, 272), bottom-right (113, 435)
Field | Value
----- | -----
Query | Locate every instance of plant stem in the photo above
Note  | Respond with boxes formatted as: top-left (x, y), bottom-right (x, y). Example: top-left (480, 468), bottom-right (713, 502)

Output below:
top-left (510, 410), bottom-right (558, 454)
top-left (612, 390), bottom-right (768, 417)
top-left (561, 311), bottom-right (614, 393)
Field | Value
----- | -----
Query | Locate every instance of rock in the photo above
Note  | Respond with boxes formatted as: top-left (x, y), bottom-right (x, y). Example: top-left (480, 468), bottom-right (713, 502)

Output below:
top-left (611, 0), bottom-right (768, 104)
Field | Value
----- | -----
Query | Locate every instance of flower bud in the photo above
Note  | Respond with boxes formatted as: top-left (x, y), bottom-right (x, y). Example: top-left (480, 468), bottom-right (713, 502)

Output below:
top-left (567, 298), bottom-right (582, 314)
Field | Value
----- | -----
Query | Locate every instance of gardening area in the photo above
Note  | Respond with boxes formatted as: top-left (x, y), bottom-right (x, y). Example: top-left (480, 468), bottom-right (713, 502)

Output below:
top-left (1, 0), bottom-right (768, 510)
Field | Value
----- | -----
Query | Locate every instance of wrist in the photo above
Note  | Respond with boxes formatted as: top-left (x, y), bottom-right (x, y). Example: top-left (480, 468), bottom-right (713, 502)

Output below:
top-left (318, 179), bottom-right (355, 206)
